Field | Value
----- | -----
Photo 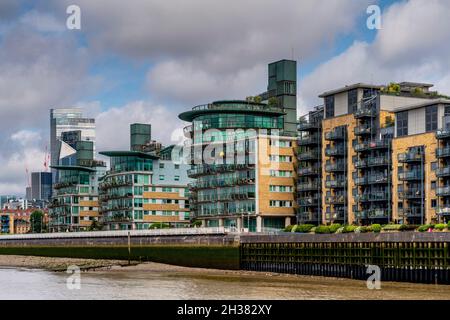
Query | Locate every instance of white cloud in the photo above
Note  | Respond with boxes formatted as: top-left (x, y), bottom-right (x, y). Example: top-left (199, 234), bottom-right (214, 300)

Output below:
top-left (299, 0), bottom-right (450, 113)
top-left (95, 100), bottom-right (185, 153)
top-left (10, 130), bottom-right (42, 147)
top-left (20, 10), bottom-right (65, 33)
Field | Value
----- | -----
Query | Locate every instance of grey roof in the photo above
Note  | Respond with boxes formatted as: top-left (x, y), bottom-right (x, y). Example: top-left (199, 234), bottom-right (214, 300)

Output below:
top-left (319, 83), bottom-right (382, 98)
top-left (393, 98), bottom-right (450, 113)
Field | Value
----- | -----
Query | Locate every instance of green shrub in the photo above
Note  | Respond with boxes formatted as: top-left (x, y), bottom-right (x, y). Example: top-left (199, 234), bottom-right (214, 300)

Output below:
top-left (314, 226), bottom-right (331, 234)
top-left (342, 225), bottom-right (357, 233)
top-left (295, 224), bottom-right (315, 233)
top-left (335, 227), bottom-right (345, 234)
top-left (329, 223), bottom-right (341, 233)
top-left (371, 224), bottom-right (382, 233)
top-left (399, 224), bottom-right (418, 231)
top-left (382, 224), bottom-right (403, 231)
top-left (355, 226), bottom-right (367, 233)
top-left (310, 227), bottom-right (317, 233)
top-left (149, 223), bottom-right (170, 229)
top-left (418, 224), bottom-right (435, 232)
top-left (434, 224), bottom-right (447, 231)
top-left (284, 225), bottom-right (295, 232)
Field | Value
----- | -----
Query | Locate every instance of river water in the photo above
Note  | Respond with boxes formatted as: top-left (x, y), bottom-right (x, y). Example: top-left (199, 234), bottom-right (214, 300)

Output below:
top-left (1, 265), bottom-right (450, 300)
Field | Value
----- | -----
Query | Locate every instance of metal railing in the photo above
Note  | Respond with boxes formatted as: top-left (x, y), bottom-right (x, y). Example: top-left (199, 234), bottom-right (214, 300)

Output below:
top-left (0, 227), bottom-right (231, 240)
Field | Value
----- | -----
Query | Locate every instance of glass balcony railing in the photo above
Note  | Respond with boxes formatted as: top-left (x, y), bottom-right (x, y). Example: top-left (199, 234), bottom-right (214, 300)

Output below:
top-left (325, 128), bottom-right (346, 141)
top-left (187, 164), bottom-right (253, 177)
top-left (436, 129), bottom-right (450, 139)
top-left (367, 156), bottom-right (389, 167)
top-left (398, 170), bottom-right (423, 181)
top-left (437, 186), bottom-right (450, 196)
top-left (297, 150), bottom-right (320, 161)
top-left (325, 179), bottom-right (346, 188)
top-left (298, 196), bottom-right (320, 207)
top-left (297, 182), bottom-right (321, 191)
top-left (355, 192), bottom-right (389, 202)
top-left (354, 140), bottom-right (390, 152)
top-left (325, 146), bottom-right (345, 157)
top-left (192, 101), bottom-right (282, 113)
top-left (398, 207), bottom-right (424, 217)
top-left (297, 121), bottom-right (320, 131)
top-left (354, 159), bottom-right (367, 169)
top-left (297, 135), bottom-right (320, 146)
top-left (325, 161), bottom-right (346, 172)
top-left (354, 125), bottom-right (372, 136)
top-left (354, 107), bottom-right (376, 118)
top-left (355, 209), bottom-right (390, 219)
top-left (325, 195), bottom-right (345, 205)
top-left (298, 167), bottom-right (320, 176)
top-left (436, 167), bottom-right (450, 177)
top-left (398, 152), bottom-right (423, 163)
top-left (398, 189), bottom-right (423, 199)
top-left (436, 147), bottom-right (450, 158)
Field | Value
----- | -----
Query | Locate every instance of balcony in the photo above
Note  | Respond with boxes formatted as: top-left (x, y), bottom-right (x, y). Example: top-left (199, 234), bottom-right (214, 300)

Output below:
top-left (298, 166), bottom-right (320, 176)
top-left (325, 179), bottom-right (346, 188)
top-left (354, 159), bottom-right (367, 169)
top-left (437, 207), bottom-right (450, 216)
top-left (436, 167), bottom-right (450, 177)
top-left (354, 107), bottom-right (376, 118)
top-left (325, 146), bottom-right (345, 157)
top-left (367, 156), bottom-right (390, 167)
top-left (368, 174), bottom-right (389, 184)
top-left (298, 211), bottom-right (321, 223)
top-left (355, 192), bottom-right (389, 202)
top-left (297, 135), bottom-right (320, 146)
top-left (398, 207), bottom-right (424, 218)
top-left (437, 186), bottom-right (450, 196)
top-left (436, 129), bottom-right (450, 140)
top-left (297, 182), bottom-right (320, 191)
top-left (399, 189), bottom-right (423, 199)
top-left (297, 150), bottom-right (320, 161)
top-left (354, 125), bottom-right (373, 136)
top-left (297, 121), bottom-right (320, 131)
top-left (398, 152), bottom-right (423, 163)
top-left (398, 170), bottom-right (423, 181)
top-left (325, 195), bottom-right (345, 205)
top-left (325, 128), bottom-right (346, 141)
top-left (325, 161), bottom-right (346, 172)
top-left (354, 177), bottom-right (368, 185)
top-left (355, 209), bottom-right (390, 219)
top-left (436, 147), bottom-right (450, 158)
top-left (354, 140), bottom-right (390, 152)
top-left (187, 164), bottom-right (253, 178)
top-left (298, 196), bottom-right (320, 207)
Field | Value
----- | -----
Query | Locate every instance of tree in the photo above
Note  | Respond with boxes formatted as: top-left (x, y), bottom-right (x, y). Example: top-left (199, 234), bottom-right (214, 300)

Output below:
top-left (88, 219), bottom-right (102, 231)
top-left (30, 210), bottom-right (44, 233)
top-left (268, 97), bottom-right (278, 106)
top-left (253, 96), bottom-right (262, 103)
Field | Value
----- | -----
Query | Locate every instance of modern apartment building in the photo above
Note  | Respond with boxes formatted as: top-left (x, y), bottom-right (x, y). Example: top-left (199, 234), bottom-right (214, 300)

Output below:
top-left (99, 124), bottom-right (191, 230)
top-left (179, 60), bottom-right (298, 231)
top-left (50, 108), bottom-right (96, 183)
top-left (298, 81), bottom-right (450, 225)
top-left (48, 140), bottom-right (106, 232)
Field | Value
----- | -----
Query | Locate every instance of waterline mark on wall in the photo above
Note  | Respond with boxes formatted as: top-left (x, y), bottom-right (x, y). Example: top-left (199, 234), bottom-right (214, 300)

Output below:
top-left (66, 265), bottom-right (81, 290)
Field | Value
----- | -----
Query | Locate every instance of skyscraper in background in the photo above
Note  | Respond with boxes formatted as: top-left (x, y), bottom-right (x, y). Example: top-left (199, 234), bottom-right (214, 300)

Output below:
top-left (30, 172), bottom-right (52, 201)
top-left (50, 108), bottom-right (96, 183)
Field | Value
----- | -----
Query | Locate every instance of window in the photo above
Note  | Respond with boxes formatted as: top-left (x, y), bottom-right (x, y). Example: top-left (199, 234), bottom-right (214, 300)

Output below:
top-left (174, 175), bottom-right (180, 181)
top-left (431, 162), bottom-right (438, 171)
top-left (396, 111), bottom-right (408, 137)
top-left (348, 89), bottom-right (358, 114)
top-left (159, 163), bottom-right (165, 169)
top-left (431, 199), bottom-right (437, 208)
top-left (426, 105), bottom-right (438, 132)
top-left (159, 175), bottom-right (165, 181)
top-left (431, 181), bottom-right (436, 190)
top-left (174, 164), bottom-right (180, 170)
top-left (325, 95), bottom-right (335, 118)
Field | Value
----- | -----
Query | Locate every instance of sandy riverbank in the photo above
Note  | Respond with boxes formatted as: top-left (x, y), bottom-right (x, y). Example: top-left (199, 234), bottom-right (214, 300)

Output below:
top-left (0, 255), bottom-right (138, 271)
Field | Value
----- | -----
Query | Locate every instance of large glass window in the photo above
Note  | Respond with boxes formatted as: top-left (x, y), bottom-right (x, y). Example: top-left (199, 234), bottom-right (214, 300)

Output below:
top-left (348, 89), bottom-right (358, 114)
top-left (110, 156), bottom-right (153, 173)
top-left (396, 111), bottom-right (408, 137)
top-left (192, 113), bottom-right (283, 131)
top-left (325, 96), bottom-right (335, 118)
top-left (426, 105), bottom-right (438, 132)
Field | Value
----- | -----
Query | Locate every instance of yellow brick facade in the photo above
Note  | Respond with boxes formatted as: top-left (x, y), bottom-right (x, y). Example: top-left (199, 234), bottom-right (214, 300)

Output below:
top-left (391, 132), bottom-right (438, 224)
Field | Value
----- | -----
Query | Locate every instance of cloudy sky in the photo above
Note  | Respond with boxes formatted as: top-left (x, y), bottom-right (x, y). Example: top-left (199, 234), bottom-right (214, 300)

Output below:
top-left (1, 0), bottom-right (449, 195)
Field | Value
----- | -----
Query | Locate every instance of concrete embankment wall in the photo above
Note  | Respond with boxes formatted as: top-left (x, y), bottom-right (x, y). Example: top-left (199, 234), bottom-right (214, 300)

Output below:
top-left (0, 234), bottom-right (240, 270)
top-left (239, 232), bottom-right (450, 284)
